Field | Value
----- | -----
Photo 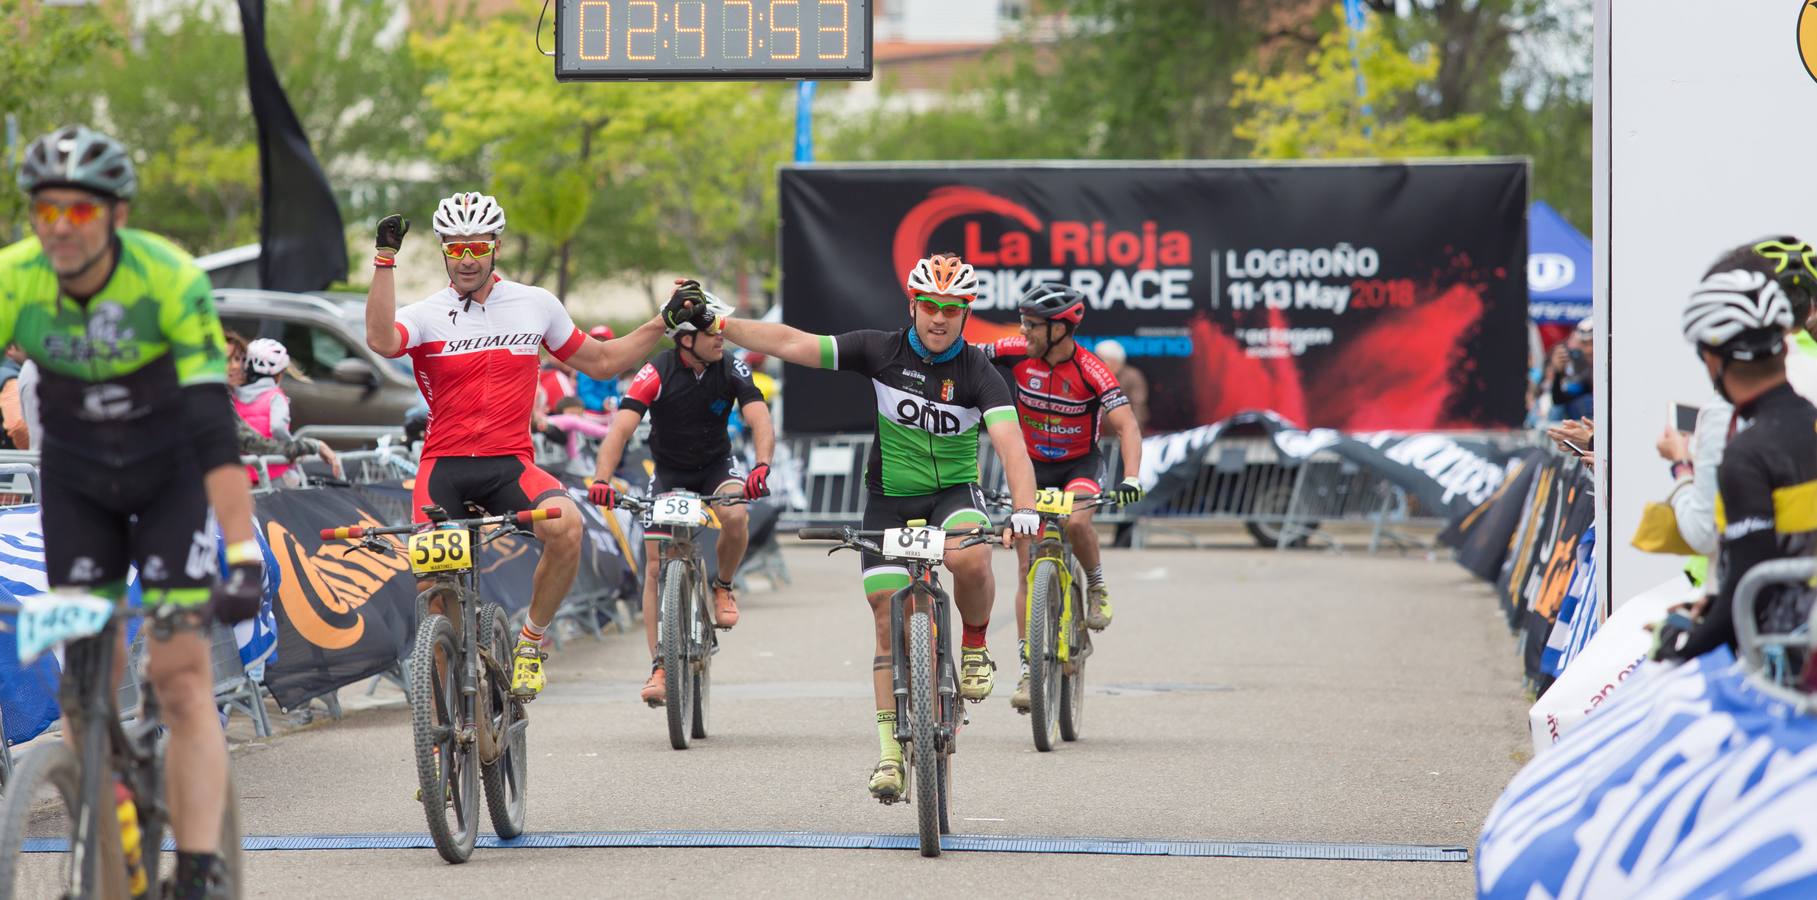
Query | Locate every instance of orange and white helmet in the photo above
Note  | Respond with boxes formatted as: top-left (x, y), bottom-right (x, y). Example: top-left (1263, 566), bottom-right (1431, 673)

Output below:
top-left (906, 253), bottom-right (978, 299)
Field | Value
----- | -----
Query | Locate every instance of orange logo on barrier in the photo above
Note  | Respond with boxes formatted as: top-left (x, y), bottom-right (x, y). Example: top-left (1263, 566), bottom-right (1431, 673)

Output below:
top-left (1801, 2), bottom-right (1817, 84)
top-left (265, 510), bottom-right (408, 650)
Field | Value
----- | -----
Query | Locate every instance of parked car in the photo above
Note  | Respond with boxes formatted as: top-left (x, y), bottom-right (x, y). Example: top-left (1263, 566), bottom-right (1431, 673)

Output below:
top-left (215, 289), bottom-right (421, 433)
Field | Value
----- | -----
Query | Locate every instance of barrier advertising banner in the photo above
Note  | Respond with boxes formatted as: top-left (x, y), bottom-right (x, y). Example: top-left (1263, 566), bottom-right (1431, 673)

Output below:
top-left (778, 161), bottom-right (1528, 434)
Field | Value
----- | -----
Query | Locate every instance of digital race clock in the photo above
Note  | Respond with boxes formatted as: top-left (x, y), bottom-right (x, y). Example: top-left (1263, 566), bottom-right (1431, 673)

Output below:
top-left (554, 0), bottom-right (872, 81)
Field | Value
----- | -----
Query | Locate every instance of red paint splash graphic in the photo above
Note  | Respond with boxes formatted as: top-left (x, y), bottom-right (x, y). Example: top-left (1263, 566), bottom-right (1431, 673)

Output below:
top-left (892, 186), bottom-right (1043, 296)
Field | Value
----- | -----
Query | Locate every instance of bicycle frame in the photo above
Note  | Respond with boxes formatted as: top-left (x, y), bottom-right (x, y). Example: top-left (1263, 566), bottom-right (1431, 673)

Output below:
top-left (1027, 521), bottom-right (1080, 664)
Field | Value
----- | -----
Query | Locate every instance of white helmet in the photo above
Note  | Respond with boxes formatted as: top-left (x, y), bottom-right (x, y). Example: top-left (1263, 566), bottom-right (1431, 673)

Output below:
top-left (905, 253), bottom-right (978, 299)
top-left (245, 338), bottom-right (290, 377)
top-left (667, 289), bottom-right (734, 338)
top-left (433, 191), bottom-right (506, 237)
top-left (1682, 268), bottom-right (1793, 361)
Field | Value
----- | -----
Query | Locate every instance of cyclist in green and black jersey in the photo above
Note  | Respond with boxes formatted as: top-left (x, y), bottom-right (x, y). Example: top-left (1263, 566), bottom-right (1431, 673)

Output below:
top-left (0, 125), bottom-right (261, 898)
top-left (687, 255), bottom-right (1039, 799)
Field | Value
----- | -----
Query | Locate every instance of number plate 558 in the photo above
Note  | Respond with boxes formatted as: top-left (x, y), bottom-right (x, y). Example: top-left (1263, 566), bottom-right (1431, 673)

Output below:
top-left (882, 526), bottom-right (945, 562)
top-left (409, 528), bottom-right (473, 576)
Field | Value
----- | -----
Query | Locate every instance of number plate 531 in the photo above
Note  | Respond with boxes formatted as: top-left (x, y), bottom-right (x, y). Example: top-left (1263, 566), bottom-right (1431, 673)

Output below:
top-left (409, 528), bottom-right (473, 576)
top-left (1034, 488), bottom-right (1074, 516)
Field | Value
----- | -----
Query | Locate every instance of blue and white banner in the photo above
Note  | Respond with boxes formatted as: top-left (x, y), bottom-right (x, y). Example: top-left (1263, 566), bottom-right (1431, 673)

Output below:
top-left (0, 505), bottom-right (279, 745)
top-left (1479, 649), bottom-right (1817, 898)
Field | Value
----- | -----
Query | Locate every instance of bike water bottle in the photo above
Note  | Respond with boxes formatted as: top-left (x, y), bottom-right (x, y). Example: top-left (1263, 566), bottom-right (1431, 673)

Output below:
top-left (114, 781), bottom-right (149, 898)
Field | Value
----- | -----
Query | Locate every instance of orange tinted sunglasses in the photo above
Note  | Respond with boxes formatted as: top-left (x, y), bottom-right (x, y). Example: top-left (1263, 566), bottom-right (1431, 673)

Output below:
top-left (32, 199), bottom-right (106, 227)
top-left (441, 240), bottom-right (497, 259)
top-left (914, 294), bottom-right (971, 318)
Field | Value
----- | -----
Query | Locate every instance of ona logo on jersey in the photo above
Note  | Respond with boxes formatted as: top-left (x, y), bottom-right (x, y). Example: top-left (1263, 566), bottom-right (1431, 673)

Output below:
top-left (895, 398), bottom-right (964, 434)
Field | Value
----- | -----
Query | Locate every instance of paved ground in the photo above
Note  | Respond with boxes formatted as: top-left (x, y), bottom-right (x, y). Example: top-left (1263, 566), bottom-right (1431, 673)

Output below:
top-left (13, 539), bottom-right (1532, 898)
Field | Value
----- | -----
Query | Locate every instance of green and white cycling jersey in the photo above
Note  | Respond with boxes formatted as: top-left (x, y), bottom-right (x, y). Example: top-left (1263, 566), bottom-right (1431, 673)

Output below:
top-left (818, 328), bottom-right (1016, 497)
top-left (0, 228), bottom-right (228, 463)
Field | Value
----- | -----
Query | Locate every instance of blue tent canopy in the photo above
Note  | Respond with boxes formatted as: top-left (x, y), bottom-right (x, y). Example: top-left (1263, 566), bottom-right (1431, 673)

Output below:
top-left (1529, 200), bottom-right (1593, 325)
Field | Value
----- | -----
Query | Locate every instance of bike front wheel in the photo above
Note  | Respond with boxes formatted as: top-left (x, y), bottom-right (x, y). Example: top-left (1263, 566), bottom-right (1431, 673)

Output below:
top-left (478, 602), bottom-right (528, 838)
top-left (908, 609), bottom-right (941, 857)
top-left (0, 742), bottom-right (115, 899)
top-left (691, 583), bottom-right (713, 740)
top-left (412, 613), bottom-right (479, 863)
top-left (1027, 557), bottom-right (1064, 752)
top-left (1061, 559), bottom-right (1089, 742)
top-left (661, 558), bottom-right (695, 750)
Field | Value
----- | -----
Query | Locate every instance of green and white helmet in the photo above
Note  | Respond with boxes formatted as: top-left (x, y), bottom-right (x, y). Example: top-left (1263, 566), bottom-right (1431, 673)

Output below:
top-left (16, 125), bottom-right (137, 200)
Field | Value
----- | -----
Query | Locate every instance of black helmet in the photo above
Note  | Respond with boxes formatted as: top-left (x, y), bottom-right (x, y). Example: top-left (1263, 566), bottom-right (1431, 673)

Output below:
top-left (17, 125), bottom-right (137, 200)
top-left (1017, 282), bottom-right (1085, 326)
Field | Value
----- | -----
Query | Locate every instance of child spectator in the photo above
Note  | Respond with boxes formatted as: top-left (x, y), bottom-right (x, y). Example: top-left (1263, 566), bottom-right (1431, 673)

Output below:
top-left (234, 338), bottom-right (299, 484)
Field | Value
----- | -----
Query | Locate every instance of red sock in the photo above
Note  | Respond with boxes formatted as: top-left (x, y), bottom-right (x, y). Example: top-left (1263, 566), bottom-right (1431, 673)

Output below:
top-left (962, 623), bottom-right (988, 649)
top-left (520, 622), bottom-right (546, 644)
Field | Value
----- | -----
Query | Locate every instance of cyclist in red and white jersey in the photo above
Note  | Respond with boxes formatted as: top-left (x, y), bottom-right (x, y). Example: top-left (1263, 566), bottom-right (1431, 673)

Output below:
top-left (364, 192), bottom-right (673, 698)
top-left (977, 283), bottom-right (1145, 711)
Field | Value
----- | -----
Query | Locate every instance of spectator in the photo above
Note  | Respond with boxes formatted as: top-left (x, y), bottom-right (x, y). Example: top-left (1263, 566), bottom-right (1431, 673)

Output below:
top-left (1094, 339), bottom-right (1151, 430)
top-left (546, 395), bottom-right (611, 461)
top-left (0, 343), bottom-right (28, 449)
top-left (1660, 244), bottom-right (1817, 661)
top-left (538, 351), bottom-right (577, 414)
top-left (16, 357), bottom-right (39, 450)
top-left (574, 324), bottom-right (623, 414)
top-left (1546, 318), bottom-right (1595, 421)
top-left (1546, 416), bottom-right (1595, 471)
top-left (231, 337), bottom-right (339, 484)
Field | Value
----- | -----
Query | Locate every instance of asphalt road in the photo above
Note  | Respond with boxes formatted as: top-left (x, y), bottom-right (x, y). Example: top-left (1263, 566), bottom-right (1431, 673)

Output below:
top-left (29, 539), bottom-right (1534, 898)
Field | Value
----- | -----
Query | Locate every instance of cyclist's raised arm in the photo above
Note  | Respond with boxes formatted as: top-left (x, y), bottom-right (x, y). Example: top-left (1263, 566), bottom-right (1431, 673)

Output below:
top-left (567, 315), bottom-right (667, 380)
top-left (718, 318), bottom-right (829, 369)
top-left (366, 215), bottom-right (408, 357)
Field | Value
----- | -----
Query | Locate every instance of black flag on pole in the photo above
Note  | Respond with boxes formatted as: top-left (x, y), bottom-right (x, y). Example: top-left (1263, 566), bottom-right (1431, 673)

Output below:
top-left (237, 0), bottom-right (347, 292)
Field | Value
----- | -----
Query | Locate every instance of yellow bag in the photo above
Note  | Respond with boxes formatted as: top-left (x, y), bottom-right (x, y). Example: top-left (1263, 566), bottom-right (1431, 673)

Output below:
top-left (1631, 501), bottom-right (1698, 556)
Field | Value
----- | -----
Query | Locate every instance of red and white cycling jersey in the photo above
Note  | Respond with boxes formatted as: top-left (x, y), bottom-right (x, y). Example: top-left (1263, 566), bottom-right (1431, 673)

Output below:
top-left (980, 336), bottom-right (1129, 462)
top-left (389, 277), bottom-right (585, 460)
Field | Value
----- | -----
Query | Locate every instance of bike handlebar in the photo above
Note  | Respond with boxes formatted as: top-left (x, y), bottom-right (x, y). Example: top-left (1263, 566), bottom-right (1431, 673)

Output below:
top-left (981, 490), bottom-right (1119, 511)
top-left (319, 506), bottom-right (559, 542)
top-left (614, 492), bottom-right (749, 511)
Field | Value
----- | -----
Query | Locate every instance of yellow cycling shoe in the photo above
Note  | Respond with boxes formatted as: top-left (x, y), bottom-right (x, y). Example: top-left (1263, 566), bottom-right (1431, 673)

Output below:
top-left (1086, 586), bottom-right (1113, 631)
top-left (510, 640), bottom-right (546, 699)
top-left (869, 759), bottom-right (903, 801)
top-left (959, 646), bottom-right (996, 702)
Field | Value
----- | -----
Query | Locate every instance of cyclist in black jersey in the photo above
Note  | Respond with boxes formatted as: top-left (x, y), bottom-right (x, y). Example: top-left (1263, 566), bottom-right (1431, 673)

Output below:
top-left (1660, 244), bottom-right (1817, 662)
top-left (668, 257), bottom-right (1039, 800)
top-left (589, 290), bottom-right (775, 705)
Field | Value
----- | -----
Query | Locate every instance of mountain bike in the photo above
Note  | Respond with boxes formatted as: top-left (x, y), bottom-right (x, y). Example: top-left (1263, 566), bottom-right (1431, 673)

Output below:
top-left (988, 488), bottom-right (1117, 751)
top-left (797, 522), bottom-right (1004, 857)
top-left (320, 504), bottom-right (559, 864)
top-left (614, 490), bottom-right (748, 750)
top-left (0, 598), bottom-right (243, 898)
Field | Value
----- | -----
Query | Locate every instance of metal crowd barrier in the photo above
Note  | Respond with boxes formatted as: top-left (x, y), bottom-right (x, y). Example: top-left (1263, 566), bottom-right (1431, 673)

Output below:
top-left (772, 431), bottom-right (1443, 553)
top-left (1732, 557), bottom-right (1817, 710)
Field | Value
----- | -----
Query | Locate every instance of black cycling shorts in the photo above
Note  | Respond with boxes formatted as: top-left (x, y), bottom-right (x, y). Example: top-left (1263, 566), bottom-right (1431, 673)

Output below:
top-left (411, 455), bottom-right (566, 524)
top-left (857, 484), bottom-right (992, 594)
top-left (40, 450), bottom-right (213, 607)
top-left (1032, 452), bottom-right (1104, 497)
top-left (642, 455), bottom-right (745, 537)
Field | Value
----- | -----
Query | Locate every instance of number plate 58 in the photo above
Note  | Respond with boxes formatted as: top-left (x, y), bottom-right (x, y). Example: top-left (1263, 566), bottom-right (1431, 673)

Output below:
top-left (409, 528), bottom-right (473, 576)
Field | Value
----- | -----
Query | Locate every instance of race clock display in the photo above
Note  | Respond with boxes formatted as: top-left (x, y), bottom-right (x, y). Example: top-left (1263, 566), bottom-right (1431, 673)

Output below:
top-left (555, 0), bottom-right (871, 81)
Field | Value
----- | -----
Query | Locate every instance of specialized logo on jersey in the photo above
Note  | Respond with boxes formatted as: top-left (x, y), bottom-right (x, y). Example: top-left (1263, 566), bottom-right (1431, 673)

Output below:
top-left (434, 332), bottom-right (545, 355)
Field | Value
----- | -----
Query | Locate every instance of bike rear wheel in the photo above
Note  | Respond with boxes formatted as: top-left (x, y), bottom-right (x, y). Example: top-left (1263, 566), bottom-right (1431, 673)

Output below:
top-left (690, 585), bottom-right (712, 740)
top-left (478, 603), bottom-right (528, 838)
top-left (1027, 557), bottom-right (1063, 752)
top-left (908, 609), bottom-right (940, 857)
top-left (661, 558), bottom-right (695, 750)
top-left (411, 613), bottom-right (479, 863)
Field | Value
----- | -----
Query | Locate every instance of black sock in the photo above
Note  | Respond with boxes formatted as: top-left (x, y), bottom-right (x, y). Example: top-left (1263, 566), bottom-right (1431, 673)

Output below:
top-left (173, 851), bottom-right (218, 900)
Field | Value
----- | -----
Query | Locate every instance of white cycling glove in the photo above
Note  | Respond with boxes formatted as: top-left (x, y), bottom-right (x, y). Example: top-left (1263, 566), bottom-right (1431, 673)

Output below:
top-left (1009, 508), bottom-right (1041, 537)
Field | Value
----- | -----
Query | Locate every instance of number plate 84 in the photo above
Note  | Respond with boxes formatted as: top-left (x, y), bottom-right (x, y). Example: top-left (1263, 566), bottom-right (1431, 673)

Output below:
top-left (881, 526), bottom-right (945, 562)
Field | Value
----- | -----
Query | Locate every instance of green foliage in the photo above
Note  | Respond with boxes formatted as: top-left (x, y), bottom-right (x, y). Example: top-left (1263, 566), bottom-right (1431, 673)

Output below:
top-left (1230, 9), bottom-right (1484, 159)
top-left (0, 0), bottom-right (124, 237)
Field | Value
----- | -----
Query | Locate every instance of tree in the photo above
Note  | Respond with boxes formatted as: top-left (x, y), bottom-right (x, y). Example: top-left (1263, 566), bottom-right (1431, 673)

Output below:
top-left (0, 0), bottom-right (123, 237)
top-left (1230, 10), bottom-right (1485, 159)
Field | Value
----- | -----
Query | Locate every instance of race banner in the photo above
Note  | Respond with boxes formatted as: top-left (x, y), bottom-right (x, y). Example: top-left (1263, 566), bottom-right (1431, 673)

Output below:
top-left (1440, 449), bottom-right (1548, 581)
top-left (778, 162), bottom-right (1528, 434)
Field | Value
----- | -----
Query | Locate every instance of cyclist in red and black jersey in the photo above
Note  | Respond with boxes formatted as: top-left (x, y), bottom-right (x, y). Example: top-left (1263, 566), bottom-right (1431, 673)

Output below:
top-left (588, 290), bottom-right (775, 706)
top-left (978, 283), bottom-right (1145, 711)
